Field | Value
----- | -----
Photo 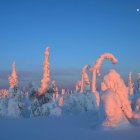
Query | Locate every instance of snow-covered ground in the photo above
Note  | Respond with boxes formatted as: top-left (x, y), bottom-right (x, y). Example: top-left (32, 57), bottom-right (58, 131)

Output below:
top-left (0, 112), bottom-right (140, 140)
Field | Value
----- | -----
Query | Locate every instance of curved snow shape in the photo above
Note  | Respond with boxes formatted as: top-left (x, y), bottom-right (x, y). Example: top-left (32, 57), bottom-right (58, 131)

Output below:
top-left (82, 65), bottom-right (90, 84)
top-left (91, 53), bottom-right (118, 76)
top-left (90, 53), bottom-right (118, 93)
top-left (80, 65), bottom-right (91, 93)
top-left (82, 64), bottom-right (90, 72)
top-left (101, 69), bottom-right (140, 126)
top-left (8, 62), bottom-right (18, 88)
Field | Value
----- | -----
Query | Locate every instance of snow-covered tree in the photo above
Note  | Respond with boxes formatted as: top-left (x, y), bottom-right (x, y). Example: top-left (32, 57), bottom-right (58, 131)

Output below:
top-left (80, 65), bottom-right (90, 93)
top-left (30, 98), bottom-right (61, 117)
top-left (0, 96), bottom-right (8, 117)
top-left (30, 98), bottom-right (41, 117)
top-left (101, 69), bottom-right (140, 126)
top-left (6, 62), bottom-right (28, 118)
top-left (61, 89), bottom-right (65, 95)
top-left (41, 102), bottom-right (61, 116)
top-left (137, 73), bottom-right (140, 94)
top-left (58, 89), bottom-right (66, 106)
top-left (135, 98), bottom-right (140, 111)
top-left (76, 80), bottom-right (82, 92)
top-left (51, 81), bottom-right (59, 101)
top-left (128, 72), bottom-right (134, 96)
top-left (7, 88), bottom-right (26, 118)
top-left (27, 82), bottom-right (38, 100)
top-left (55, 87), bottom-right (59, 98)
top-left (101, 89), bottom-right (127, 127)
top-left (89, 53), bottom-right (118, 107)
top-left (38, 48), bottom-right (50, 95)
top-left (58, 96), bottom-right (63, 106)
top-left (8, 62), bottom-right (18, 88)
top-left (62, 92), bottom-right (97, 114)
top-left (37, 48), bottom-right (58, 108)
top-left (0, 89), bottom-right (8, 97)
top-left (90, 53), bottom-right (118, 93)
top-left (76, 65), bottom-right (90, 93)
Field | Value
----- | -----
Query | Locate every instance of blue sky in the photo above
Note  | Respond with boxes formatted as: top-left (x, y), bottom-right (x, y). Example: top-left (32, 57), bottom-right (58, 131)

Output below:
top-left (0, 0), bottom-right (140, 89)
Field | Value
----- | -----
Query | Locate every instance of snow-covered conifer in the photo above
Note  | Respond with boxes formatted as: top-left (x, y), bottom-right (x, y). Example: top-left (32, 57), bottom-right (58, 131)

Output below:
top-left (38, 48), bottom-right (50, 95)
top-left (128, 72), bottom-right (134, 96)
top-left (8, 62), bottom-right (18, 88)
top-left (137, 73), bottom-right (140, 94)
top-left (90, 53), bottom-right (118, 93)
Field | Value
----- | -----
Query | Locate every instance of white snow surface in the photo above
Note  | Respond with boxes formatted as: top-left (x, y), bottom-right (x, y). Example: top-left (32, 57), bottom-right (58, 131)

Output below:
top-left (0, 112), bottom-right (140, 140)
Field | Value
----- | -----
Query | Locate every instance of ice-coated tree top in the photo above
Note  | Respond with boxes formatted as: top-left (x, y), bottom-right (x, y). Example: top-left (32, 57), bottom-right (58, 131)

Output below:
top-left (38, 47), bottom-right (51, 95)
top-left (8, 62), bottom-right (18, 88)
top-left (90, 53), bottom-right (118, 76)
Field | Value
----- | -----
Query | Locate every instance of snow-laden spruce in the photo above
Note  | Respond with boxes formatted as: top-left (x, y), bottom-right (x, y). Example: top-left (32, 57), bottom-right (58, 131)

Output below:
top-left (38, 48), bottom-right (51, 95)
top-left (61, 92), bottom-right (97, 114)
top-left (76, 65), bottom-right (90, 93)
top-left (30, 97), bottom-right (61, 117)
top-left (128, 72), bottom-right (134, 96)
top-left (7, 88), bottom-right (24, 118)
top-left (0, 96), bottom-right (8, 117)
top-left (8, 62), bottom-right (18, 88)
top-left (0, 62), bottom-right (29, 118)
